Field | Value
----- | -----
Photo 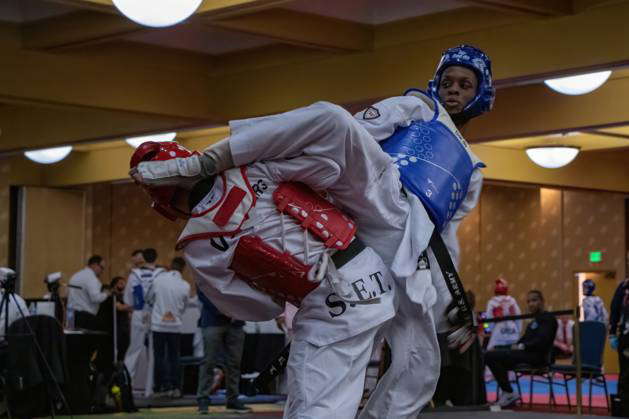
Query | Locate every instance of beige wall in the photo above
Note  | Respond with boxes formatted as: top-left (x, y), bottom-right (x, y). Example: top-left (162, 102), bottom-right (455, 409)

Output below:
top-left (459, 183), bottom-right (627, 313)
top-left (86, 181), bottom-right (627, 311)
top-left (89, 182), bottom-right (192, 287)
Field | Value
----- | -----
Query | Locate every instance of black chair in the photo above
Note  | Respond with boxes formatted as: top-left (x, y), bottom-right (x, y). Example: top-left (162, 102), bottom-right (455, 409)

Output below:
top-left (6, 315), bottom-right (68, 417)
top-left (512, 349), bottom-right (556, 408)
top-left (550, 321), bottom-right (609, 412)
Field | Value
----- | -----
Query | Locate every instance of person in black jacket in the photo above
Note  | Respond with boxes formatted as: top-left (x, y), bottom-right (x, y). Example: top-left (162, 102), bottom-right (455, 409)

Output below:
top-left (609, 278), bottom-right (629, 402)
top-left (485, 290), bottom-right (558, 407)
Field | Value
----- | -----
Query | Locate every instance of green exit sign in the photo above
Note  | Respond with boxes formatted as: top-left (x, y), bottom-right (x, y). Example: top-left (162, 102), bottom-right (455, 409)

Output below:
top-left (589, 251), bottom-right (603, 263)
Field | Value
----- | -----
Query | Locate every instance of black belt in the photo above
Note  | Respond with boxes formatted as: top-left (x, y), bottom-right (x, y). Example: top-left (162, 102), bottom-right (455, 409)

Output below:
top-left (429, 229), bottom-right (476, 327)
top-left (331, 237), bottom-right (365, 269)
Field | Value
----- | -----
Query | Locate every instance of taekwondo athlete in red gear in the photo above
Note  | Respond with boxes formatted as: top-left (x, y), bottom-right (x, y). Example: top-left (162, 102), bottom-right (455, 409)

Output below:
top-left (129, 141), bottom-right (396, 419)
top-left (130, 44), bottom-right (495, 419)
top-left (485, 277), bottom-right (522, 350)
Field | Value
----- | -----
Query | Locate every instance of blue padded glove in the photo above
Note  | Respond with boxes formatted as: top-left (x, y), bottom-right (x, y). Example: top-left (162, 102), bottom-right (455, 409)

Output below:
top-left (610, 335), bottom-right (619, 351)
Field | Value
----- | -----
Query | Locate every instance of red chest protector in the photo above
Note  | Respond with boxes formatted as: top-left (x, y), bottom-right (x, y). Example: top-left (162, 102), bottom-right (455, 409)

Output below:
top-left (230, 182), bottom-right (357, 306)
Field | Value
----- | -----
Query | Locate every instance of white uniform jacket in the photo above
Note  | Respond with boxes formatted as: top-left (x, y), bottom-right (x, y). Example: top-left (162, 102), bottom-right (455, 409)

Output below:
top-left (146, 270), bottom-right (191, 333)
top-left (485, 295), bottom-right (523, 349)
top-left (124, 266), bottom-right (165, 313)
top-left (353, 93), bottom-right (484, 331)
top-left (180, 161), bottom-right (396, 347)
top-left (583, 295), bottom-right (608, 324)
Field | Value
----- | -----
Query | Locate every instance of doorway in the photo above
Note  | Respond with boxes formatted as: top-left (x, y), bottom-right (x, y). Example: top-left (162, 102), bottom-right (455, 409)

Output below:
top-left (575, 271), bottom-right (617, 373)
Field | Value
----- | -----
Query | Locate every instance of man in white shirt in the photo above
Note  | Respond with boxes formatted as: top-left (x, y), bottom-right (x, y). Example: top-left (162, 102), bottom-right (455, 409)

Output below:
top-left (146, 257), bottom-right (190, 398)
top-left (0, 267), bottom-right (29, 342)
top-left (67, 255), bottom-right (109, 330)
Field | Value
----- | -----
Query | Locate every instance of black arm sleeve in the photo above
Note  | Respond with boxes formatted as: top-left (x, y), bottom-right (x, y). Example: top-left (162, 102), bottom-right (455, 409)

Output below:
top-left (609, 282), bottom-right (626, 335)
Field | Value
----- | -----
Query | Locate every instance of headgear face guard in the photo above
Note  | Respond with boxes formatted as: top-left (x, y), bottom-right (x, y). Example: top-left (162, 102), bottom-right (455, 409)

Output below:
top-left (428, 44), bottom-right (495, 121)
top-left (582, 279), bottom-right (596, 296)
top-left (494, 277), bottom-right (509, 295)
top-left (130, 141), bottom-right (196, 221)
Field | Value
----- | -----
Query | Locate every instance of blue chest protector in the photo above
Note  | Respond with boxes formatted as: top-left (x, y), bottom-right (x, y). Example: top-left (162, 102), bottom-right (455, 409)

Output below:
top-left (381, 107), bottom-right (484, 231)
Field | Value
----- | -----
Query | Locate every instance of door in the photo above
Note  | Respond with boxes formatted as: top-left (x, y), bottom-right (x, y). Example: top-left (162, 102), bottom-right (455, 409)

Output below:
top-left (18, 186), bottom-right (87, 298)
top-left (576, 271), bottom-right (617, 373)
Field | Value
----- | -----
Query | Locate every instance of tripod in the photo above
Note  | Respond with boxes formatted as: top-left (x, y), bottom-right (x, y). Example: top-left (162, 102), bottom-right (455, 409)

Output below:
top-left (0, 276), bottom-right (72, 418)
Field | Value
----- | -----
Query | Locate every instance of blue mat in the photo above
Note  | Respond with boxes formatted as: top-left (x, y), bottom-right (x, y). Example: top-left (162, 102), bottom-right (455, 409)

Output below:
top-left (486, 376), bottom-right (616, 396)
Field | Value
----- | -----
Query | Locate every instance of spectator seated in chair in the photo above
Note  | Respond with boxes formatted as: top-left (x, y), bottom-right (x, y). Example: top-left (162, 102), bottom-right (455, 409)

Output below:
top-left (553, 315), bottom-right (574, 360)
top-left (485, 290), bottom-right (558, 407)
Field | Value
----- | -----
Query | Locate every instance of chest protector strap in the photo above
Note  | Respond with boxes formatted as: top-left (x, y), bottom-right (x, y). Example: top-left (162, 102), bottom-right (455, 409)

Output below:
top-left (231, 235), bottom-right (318, 307)
top-left (273, 182), bottom-right (357, 250)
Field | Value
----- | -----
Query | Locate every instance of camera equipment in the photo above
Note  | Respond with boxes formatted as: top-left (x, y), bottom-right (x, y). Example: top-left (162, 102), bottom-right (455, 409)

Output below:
top-left (0, 267), bottom-right (71, 416)
top-left (0, 267), bottom-right (17, 294)
top-left (44, 272), bottom-right (62, 294)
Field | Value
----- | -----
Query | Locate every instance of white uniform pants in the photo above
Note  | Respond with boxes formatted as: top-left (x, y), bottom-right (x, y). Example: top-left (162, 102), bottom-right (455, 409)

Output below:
top-left (358, 290), bottom-right (440, 419)
top-left (284, 325), bottom-right (380, 419)
top-left (124, 311), bottom-right (154, 395)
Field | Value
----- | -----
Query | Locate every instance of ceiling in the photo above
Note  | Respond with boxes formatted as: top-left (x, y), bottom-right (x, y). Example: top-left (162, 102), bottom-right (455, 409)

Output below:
top-left (2, 0), bottom-right (629, 190)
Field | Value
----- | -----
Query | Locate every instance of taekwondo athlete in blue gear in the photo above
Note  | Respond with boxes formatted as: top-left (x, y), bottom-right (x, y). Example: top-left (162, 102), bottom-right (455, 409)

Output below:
top-left (582, 279), bottom-right (608, 324)
top-left (123, 248), bottom-right (165, 396)
top-left (381, 44), bottom-right (493, 231)
top-left (353, 44), bottom-right (495, 418)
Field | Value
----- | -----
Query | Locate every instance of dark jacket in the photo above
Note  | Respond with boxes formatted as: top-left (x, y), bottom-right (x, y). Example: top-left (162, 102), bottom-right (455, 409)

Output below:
top-left (518, 311), bottom-right (558, 354)
top-left (610, 279), bottom-right (629, 336)
top-left (197, 291), bottom-right (245, 328)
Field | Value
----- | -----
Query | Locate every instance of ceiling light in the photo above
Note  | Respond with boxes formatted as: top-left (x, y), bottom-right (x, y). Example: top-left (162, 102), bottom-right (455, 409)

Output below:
top-left (544, 71), bottom-right (612, 95)
top-left (112, 0), bottom-right (202, 28)
top-left (126, 132), bottom-right (177, 148)
top-left (24, 146), bottom-right (73, 164)
top-left (526, 146), bottom-right (580, 169)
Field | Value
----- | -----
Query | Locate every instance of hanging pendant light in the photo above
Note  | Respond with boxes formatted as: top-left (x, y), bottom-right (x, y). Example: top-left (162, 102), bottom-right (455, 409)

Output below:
top-left (24, 145), bottom-right (73, 164)
top-left (544, 71), bottom-right (612, 95)
top-left (526, 146), bottom-right (580, 169)
top-left (112, 0), bottom-right (203, 28)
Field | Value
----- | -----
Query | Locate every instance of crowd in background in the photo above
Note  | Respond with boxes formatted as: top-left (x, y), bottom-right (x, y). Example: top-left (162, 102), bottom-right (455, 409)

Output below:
top-left (6, 250), bottom-right (629, 412)
top-left (62, 248), bottom-right (251, 413)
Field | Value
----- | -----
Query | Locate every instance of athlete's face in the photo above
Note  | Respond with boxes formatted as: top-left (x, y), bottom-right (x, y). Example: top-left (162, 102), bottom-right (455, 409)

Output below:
top-left (526, 292), bottom-right (544, 314)
top-left (437, 66), bottom-right (478, 115)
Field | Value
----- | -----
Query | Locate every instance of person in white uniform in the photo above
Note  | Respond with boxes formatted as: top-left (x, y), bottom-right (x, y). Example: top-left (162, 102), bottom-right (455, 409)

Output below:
top-left (131, 44), bottom-right (495, 418)
top-left (129, 141), bottom-right (397, 419)
top-left (582, 279), bottom-right (608, 323)
top-left (124, 248), bottom-right (165, 394)
top-left (146, 257), bottom-right (190, 399)
top-left (485, 277), bottom-right (522, 350)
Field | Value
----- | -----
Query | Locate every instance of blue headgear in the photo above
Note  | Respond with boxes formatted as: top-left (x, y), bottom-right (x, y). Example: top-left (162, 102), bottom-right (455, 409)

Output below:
top-left (427, 45), bottom-right (495, 121)
top-left (582, 279), bottom-right (596, 296)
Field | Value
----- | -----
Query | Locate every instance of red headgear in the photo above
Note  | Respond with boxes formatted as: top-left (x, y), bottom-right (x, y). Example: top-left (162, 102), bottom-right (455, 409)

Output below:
top-left (494, 276), bottom-right (508, 295)
top-left (130, 141), bottom-right (196, 221)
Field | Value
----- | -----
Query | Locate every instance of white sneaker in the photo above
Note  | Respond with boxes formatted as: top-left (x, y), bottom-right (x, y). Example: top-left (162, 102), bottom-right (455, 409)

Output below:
top-left (496, 391), bottom-right (520, 407)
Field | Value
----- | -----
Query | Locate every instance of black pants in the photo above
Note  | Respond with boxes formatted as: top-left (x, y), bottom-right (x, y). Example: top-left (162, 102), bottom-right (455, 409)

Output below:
top-left (153, 331), bottom-right (181, 392)
top-left (75, 311), bottom-right (113, 380)
top-left (619, 334), bottom-right (629, 398)
top-left (74, 311), bottom-right (100, 331)
top-left (485, 349), bottom-right (544, 392)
